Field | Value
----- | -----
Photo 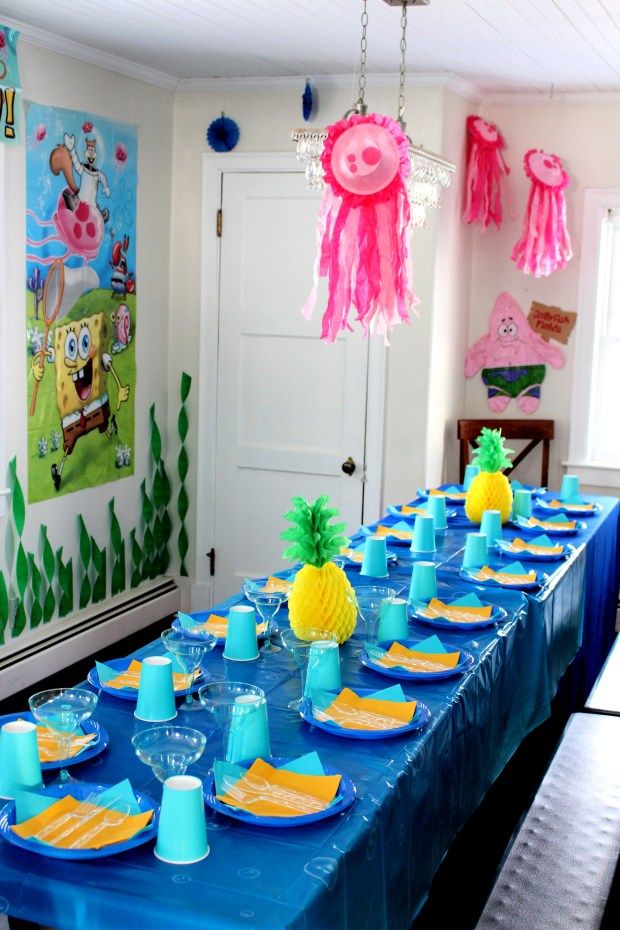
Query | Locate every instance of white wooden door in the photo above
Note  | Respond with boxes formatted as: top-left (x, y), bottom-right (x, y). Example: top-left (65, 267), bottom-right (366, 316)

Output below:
top-left (212, 170), bottom-right (368, 601)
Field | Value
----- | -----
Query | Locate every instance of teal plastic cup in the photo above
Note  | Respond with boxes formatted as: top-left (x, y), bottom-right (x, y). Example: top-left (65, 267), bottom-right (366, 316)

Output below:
top-left (462, 532), bottom-right (488, 569)
top-left (426, 495), bottom-right (448, 531)
top-left (411, 514), bottom-right (436, 555)
top-left (155, 774), bottom-right (209, 864)
top-left (223, 606), bottom-right (259, 661)
top-left (377, 598), bottom-right (409, 641)
top-left (463, 464), bottom-right (480, 491)
top-left (134, 656), bottom-right (177, 723)
top-left (0, 720), bottom-right (43, 799)
top-left (226, 694), bottom-right (271, 763)
top-left (304, 640), bottom-right (341, 696)
top-left (560, 474), bottom-right (580, 500)
top-left (512, 489), bottom-right (533, 520)
top-left (408, 561), bottom-right (437, 603)
top-left (360, 535), bottom-right (388, 578)
top-left (480, 510), bottom-right (502, 548)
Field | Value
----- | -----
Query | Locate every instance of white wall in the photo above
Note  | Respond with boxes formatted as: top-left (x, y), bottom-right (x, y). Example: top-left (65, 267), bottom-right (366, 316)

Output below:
top-left (1, 43), bottom-right (173, 640)
top-left (168, 79), bottom-right (451, 581)
top-left (465, 99), bottom-right (620, 493)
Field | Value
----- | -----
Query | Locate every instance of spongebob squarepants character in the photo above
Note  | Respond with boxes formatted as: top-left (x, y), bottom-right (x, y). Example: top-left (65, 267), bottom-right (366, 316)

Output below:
top-left (32, 312), bottom-right (130, 491)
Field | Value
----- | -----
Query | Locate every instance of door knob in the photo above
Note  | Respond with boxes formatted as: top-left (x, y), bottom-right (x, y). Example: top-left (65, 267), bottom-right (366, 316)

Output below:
top-left (341, 456), bottom-right (356, 476)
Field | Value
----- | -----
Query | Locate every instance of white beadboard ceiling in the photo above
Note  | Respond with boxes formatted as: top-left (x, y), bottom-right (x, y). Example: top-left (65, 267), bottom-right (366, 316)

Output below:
top-left (2, 0), bottom-right (620, 95)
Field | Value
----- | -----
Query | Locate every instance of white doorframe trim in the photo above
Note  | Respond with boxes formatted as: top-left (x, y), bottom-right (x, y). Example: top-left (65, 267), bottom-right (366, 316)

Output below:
top-left (193, 152), bottom-right (386, 609)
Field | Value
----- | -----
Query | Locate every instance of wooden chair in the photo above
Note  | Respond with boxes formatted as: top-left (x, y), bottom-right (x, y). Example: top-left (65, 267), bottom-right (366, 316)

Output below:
top-left (457, 419), bottom-right (554, 486)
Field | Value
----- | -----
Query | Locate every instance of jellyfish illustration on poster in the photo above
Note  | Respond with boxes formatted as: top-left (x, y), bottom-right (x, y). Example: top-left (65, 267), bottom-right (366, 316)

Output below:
top-left (25, 102), bottom-right (137, 503)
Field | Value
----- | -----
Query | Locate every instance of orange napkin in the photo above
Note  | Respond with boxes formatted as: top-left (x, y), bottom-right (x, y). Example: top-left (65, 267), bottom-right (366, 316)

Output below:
top-left (29, 722), bottom-right (96, 763)
top-left (340, 547), bottom-right (364, 563)
top-left (190, 614), bottom-right (266, 638)
top-left (429, 489), bottom-right (467, 500)
top-left (419, 597), bottom-right (492, 623)
top-left (547, 499), bottom-right (594, 512)
top-left (262, 576), bottom-right (293, 595)
top-left (216, 757), bottom-right (341, 819)
top-left (529, 516), bottom-right (577, 531)
top-left (12, 795), bottom-right (153, 849)
top-left (400, 505), bottom-right (426, 516)
top-left (510, 537), bottom-right (563, 556)
top-left (375, 641), bottom-right (460, 673)
top-left (376, 525), bottom-right (412, 540)
top-left (476, 565), bottom-right (536, 585)
top-left (318, 687), bottom-right (417, 730)
top-left (104, 658), bottom-right (199, 692)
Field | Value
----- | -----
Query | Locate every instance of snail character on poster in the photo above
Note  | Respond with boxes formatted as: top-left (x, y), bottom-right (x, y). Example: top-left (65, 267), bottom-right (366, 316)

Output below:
top-left (465, 292), bottom-right (564, 414)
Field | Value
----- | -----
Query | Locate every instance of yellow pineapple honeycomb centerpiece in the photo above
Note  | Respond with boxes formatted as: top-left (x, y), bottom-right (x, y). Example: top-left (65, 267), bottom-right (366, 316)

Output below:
top-left (281, 495), bottom-right (357, 644)
top-left (465, 427), bottom-right (514, 524)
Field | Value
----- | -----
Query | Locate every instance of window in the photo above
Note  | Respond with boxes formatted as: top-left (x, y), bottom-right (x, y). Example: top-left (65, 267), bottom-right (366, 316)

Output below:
top-left (568, 191), bottom-right (620, 487)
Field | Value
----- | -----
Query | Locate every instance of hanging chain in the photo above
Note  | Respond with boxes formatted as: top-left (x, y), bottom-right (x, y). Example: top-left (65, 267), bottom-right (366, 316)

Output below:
top-left (356, 0), bottom-right (368, 113)
top-left (397, 2), bottom-right (407, 127)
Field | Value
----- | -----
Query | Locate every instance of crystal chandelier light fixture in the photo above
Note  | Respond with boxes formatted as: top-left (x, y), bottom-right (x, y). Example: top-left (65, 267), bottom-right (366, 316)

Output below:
top-left (291, 0), bottom-right (454, 228)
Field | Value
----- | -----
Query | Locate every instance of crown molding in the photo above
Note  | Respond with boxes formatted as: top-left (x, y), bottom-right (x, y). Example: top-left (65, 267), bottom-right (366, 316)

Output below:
top-left (7, 16), bottom-right (179, 91)
top-left (483, 89), bottom-right (620, 107)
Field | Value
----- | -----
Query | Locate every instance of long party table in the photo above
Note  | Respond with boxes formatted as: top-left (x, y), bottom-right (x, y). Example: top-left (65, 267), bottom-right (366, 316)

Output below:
top-left (0, 493), bottom-right (618, 930)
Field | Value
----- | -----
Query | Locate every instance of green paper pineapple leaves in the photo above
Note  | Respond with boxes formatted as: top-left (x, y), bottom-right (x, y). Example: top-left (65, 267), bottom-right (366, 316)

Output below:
top-left (281, 495), bottom-right (347, 568)
top-left (472, 427), bottom-right (514, 474)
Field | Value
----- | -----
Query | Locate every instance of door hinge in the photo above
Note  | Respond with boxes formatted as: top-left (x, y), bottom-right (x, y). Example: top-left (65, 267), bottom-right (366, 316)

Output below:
top-left (207, 547), bottom-right (215, 576)
top-left (216, 208), bottom-right (222, 237)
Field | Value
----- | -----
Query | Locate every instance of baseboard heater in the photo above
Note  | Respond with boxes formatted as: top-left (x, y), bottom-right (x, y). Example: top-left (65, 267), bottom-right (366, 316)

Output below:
top-left (0, 577), bottom-right (180, 701)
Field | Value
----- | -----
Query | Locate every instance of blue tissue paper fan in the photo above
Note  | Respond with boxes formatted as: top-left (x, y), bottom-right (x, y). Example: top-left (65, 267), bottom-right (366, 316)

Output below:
top-left (207, 113), bottom-right (240, 152)
top-left (302, 81), bottom-right (313, 121)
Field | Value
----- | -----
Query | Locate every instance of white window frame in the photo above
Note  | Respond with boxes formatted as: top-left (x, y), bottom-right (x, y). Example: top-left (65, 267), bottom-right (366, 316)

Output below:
top-left (566, 189), bottom-right (620, 488)
top-left (0, 144), bottom-right (10, 517)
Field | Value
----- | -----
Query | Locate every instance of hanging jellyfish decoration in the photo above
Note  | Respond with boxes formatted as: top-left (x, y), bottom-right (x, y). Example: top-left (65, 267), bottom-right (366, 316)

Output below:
top-left (463, 115), bottom-right (510, 230)
top-left (302, 112), bottom-right (417, 343)
top-left (511, 149), bottom-right (572, 277)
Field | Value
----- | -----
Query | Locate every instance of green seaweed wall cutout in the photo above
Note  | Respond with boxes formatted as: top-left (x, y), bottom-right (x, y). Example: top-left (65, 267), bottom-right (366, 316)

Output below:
top-left (109, 500), bottom-right (126, 597)
top-left (40, 525), bottom-right (56, 624)
top-left (177, 372), bottom-right (191, 576)
top-left (78, 515), bottom-right (92, 610)
top-left (9, 458), bottom-right (27, 638)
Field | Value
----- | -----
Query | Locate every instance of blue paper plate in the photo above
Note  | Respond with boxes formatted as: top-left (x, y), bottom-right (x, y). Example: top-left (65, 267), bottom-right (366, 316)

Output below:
top-left (171, 612), bottom-right (271, 646)
top-left (203, 756), bottom-right (356, 828)
top-left (0, 713), bottom-right (108, 772)
top-left (359, 525), bottom-right (413, 546)
top-left (459, 567), bottom-right (539, 591)
top-left (496, 540), bottom-right (571, 562)
top-left (534, 497), bottom-right (601, 517)
top-left (0, 781), bottom-right (159, 860)
top-left (335, 549), bottom-right (399, 570)
top-left (299, 688), bottom-right (431, 739)
top-left (409, 596), bottom-right (507, 630)
top-left (243, 571), bottom-right (297, 603)
top-left (87, 656), bottom-right (209, 702)
top-left (416, 488), bottom-right (467, 505)
top-left (509, 517), bottom-right (586, 537)
top-left (387, 505), bottom-right (458, 522)
top-left (359, 640), bottom-right (474, 680)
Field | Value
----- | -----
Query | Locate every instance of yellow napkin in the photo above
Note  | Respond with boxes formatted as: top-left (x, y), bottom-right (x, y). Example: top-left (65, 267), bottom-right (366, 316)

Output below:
top-left (400, 505), bottom-right (426, 516)
top-left (12, 795), bottom-right (153, 849)
top-left (217, 757), bottom-right (341, 819)
top-left (29, 722), bottom-right (96, 763)
top-left (261, 576), bottom-right (293, 595)
top-left (510, 537), bottom-right (563, 556)
top-left (476, 565), bottom-right (536, 585)
top-left (191, 614), bottom-right (266, 638)
top-left (318, 687), bottom-right (417, 730)
top-left (376, 525), bottom-right (412, 540)
top-left (529, 516), bottom-right (577, 531)
top-left (375, 641), bottom-right (460, 672)
top-left (429, 489), bottom-right (467, 500)
top-left (340, 547), bottom-right (364, 563)
top-left (548, 499), bottom-right (594, 512)
top-left (419, 597), bottom-right (492, 623)
top-left (104, 658), bottom-right (199, 692)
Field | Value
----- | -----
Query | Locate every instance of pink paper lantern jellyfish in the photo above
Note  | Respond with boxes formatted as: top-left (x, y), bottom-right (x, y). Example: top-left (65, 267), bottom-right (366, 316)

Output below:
top-left (114, 143), bottom-right (128, 169)
top-left (53, 193), bottom-right (104, 261)
top-left (82, 121), bottom-right (93, 133)
top-left (463, 115), bottom-right (510, 230)
top-left (302, 112), bottom-right (417, 343)
top-left (511, 149), bottom-right (572, 277)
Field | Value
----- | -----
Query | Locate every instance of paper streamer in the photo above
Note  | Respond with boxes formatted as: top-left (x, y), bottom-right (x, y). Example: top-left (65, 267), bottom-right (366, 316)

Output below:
top-left (28, 553), bottom-right (42, 629)
top-left (177, 372), bottom-right (191, 576)
top-left (109, 499), bottom-right (126, 597)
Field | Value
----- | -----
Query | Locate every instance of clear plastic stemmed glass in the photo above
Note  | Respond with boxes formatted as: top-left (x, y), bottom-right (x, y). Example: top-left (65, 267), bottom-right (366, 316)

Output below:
top-left (253, 593), bottom-right (285, 654)
top-left (198, 681), bottom-right (267, 762)
top-left (160, 628), bottom-right (217, 711)
top-left (280, 628), bottom-right (338, 711)
top-left (353, 585), bottom-right (397, 645)
top-left (131, 725), bottom-right (207, 784)
top-left (28, 688), bottom-right (98, 784)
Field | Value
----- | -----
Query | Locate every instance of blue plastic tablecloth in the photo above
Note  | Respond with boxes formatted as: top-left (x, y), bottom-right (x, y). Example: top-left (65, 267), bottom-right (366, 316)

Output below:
top-left (0, 496), bottom-right (616, 930)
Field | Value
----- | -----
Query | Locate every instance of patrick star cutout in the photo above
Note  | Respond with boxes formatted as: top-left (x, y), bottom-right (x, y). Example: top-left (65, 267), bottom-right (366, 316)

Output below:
top-left (465, 292), bottom-right (564, 413)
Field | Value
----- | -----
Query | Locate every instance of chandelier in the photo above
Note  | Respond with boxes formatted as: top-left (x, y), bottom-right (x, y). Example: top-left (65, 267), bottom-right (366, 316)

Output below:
top-left (291, 0), bottom-right (454, 228)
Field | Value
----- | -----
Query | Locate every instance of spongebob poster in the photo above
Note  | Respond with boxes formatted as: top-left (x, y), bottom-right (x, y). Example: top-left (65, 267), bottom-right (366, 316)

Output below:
top-left (25, 102), bottom-right (136, 503)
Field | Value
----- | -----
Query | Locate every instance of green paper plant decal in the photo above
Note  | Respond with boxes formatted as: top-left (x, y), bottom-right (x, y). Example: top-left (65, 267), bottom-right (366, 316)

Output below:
top-left (149, 405), bottom-right (172, 577)
top-left (0, 571), bottom-right (9, 644)
top-left (109, 499), bottom-right (126, 596)
top-left (177, 372), bottom-right (191, 576)
top-left (91, 537), bottom-right (106, 605)
top-left (129, 529), bottom-right (143, 589)
top-left (56, 548), bottom-right (73, 618)
top-left (9, 458), bottom-right (27, 638)
top-left (28, 553), bottom-right (43, 629)
top-left (40, 525), bottom-right (56, 624)
top-left (78, 515), bottom-right (92, 610)
top-left (141, 479), bottom-right (155, 581)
